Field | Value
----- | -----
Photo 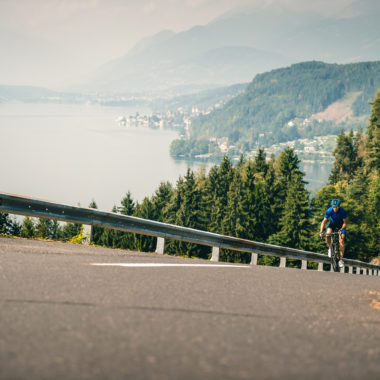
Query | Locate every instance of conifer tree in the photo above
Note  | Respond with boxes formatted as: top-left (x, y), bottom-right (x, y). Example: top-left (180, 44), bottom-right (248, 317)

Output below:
top-left (223, 167), bottom-right (247, 239)
top-left (242, 160), bottom-right (258, 241)
top-left (35, 218), bottom-right (53, 239)
top-left (88, 200), bottom-right (103, 245)
top-left (254, 148), bottom-right (268, 175)
top-left (209, 155), bottom-right (234, 234)
top-left (116, 192), bottom-right (136, 249)
top-left (134, 197), bottom-right (156, 252)
top-left (329, 129), bottom-right (357, 184)
top-left (173, 169), bottom-right (205, 257)
top-left (353, 127), bottom-right (365, 171)
top-left (62, 222), bottom-right (81, 241)
top-left (276, 147), bottom-right (305, 210)
top-left (262, 157), bottom-right (282, 238)
top-left (151, 181), bottom-right (174, 222)
top-left (119, 192), bottom-right (135, 215)
top-left (0, 213), bottom-right (12, 234)
top-left (165, 177), bottom-right (185, 226)
top-left (21, 217), bottom-right (35, 238)
top-left (365, 89), bottom-right (380, 174)
top-left (366, 176), bottom-right (380, 258)
top-left (100, 205), bottom-right (118, 247)
top-left (268, 174), bottom-right (310, 250)
top-left (200, 165), bottom-right (219, 232)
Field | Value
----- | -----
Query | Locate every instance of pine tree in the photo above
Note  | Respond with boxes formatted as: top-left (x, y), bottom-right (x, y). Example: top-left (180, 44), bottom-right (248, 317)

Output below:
top-left (9, 218), bottom-right (21, 236)
top-left (200, 165), bottom-right (219, 232)
top-left (100, 205), bottom-right (118, 247)
top-left (365, 89), bottom-right (380, 174)
top-left (151, 181), bottom-right (174, 222)
top-left (62, 222), bottom-right (81, 241)
top-left (353, 127), bottom-right (365, 171)
top-left (329, 129), bottom-right (357, 184)
top-left (269, 174), bottom-right (310, 251)
top-left (276, 147), bottom-right (305, 209)
top-left (35, 218), bottom-right (54, 239)
top-left (119, 192), bottom-right (135, 215)
top-left (20, 217), bottom-right (35, 238)
top-left (134, 197), bottom-right (156, 252)
top-left (0, 213), bottom-right (12, 234)
top-left (242, 160), bottom-right (258, 241)
top-left (366, 175), bottom-right (380, 259)
top-left (88, 200), bottom-right (103, 245)
top-left (116, 192), bottom-right (136, 250)
top-left (223, 167), bottom-right (247, 239)
top-left (174, 169), bottom-right (205, 257)
top-left (208, 155), bottom-right (234, 234)
top-left (262, 157), bottom-right (282, 238)
top-left (254, 148), bottom-right (268, 175)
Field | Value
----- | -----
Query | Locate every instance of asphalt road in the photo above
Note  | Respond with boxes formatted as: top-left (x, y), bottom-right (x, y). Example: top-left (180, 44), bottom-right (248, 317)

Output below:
top-left (1, 236), bottom-right (380, 380)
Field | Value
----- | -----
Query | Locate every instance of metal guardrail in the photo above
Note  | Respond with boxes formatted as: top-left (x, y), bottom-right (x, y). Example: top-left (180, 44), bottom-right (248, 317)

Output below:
top-left (0, 192), bottom-right (379, 276)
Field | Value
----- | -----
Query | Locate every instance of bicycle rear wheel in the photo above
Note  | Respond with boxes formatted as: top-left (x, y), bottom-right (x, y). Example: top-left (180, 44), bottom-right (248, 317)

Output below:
top-left (331, 244), bottom-right (338, 272)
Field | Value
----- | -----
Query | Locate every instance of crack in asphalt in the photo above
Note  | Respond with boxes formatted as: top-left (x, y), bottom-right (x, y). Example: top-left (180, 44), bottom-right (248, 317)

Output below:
top-left (2, 298), bottom-right (274, 319)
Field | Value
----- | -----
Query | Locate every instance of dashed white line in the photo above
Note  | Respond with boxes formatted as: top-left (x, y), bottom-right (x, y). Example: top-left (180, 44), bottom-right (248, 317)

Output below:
top-left (91, 263), bottom-right (249, 268)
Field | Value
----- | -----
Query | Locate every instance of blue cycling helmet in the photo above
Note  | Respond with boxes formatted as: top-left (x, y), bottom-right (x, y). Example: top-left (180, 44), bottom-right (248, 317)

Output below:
top-left (331, 199), bottom-right (340, 207)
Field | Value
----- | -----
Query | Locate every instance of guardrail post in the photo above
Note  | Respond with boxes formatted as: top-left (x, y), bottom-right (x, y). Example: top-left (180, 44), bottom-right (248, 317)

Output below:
top-left (250, 253), bottom-right (258, 265)
top-left (339, 266), bottom-right (344, 273)
top-left (155, 237), bottom-right (165, 254)
top-left (211, 247), bottom-right (220, 262)
top-left (301, 260), bottom-right (307, 270)
top-left (280, 257), bottom-right (286, 268)
top-left (82, 225), bottom-right (92, 245)
top-left (330, 264), bottom-right (334, 272)
top-left (348, 266), bottom-right (353, 274)
top-left (356, 267), bottom-right (361, 275)
top-left (318, 262), bottom-right (323, 271)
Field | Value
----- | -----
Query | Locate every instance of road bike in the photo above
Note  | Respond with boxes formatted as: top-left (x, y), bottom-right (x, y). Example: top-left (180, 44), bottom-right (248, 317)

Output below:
top-left (325, 231), bottom-right (341, 272)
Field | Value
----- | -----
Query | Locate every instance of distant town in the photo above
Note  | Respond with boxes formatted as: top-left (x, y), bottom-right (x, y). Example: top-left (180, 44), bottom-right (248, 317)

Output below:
top-left (115, 105), bottom-right (336, 163)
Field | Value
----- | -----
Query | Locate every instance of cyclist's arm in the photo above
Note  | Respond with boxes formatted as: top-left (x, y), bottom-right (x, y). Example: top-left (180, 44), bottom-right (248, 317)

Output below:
top-left (341, 218), bottom-right (347, 232)
top-left (320, 218), bottom-right (328, 234)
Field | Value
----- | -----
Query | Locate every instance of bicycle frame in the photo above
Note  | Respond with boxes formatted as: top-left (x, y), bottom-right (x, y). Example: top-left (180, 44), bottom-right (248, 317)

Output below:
top-left (326, 231), bottom-right (341, 272)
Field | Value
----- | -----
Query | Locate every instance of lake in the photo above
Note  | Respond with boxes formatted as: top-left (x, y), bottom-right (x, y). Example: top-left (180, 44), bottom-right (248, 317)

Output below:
top-left (0, 102), bottom-right (331, 212)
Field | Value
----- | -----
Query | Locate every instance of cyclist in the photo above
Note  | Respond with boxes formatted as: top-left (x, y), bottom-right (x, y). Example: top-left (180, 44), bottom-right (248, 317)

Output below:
top-left (319, 199), bottom-right (347, 268)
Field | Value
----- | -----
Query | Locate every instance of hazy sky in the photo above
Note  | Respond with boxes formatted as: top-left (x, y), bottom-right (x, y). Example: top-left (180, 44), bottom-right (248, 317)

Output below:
top-left (0, 0), bottom-right (361, 88)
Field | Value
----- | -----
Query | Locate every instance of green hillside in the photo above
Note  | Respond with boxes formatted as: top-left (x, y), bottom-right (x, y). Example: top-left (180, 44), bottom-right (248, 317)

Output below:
top-left (171, 61), bottom-right (380, 158)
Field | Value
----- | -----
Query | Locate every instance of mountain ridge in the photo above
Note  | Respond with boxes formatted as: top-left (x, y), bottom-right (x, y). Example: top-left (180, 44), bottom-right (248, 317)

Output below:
top-left (83, 0), bottom-right (379, 95)
top-left (170, 60), bottom-right (380, 159)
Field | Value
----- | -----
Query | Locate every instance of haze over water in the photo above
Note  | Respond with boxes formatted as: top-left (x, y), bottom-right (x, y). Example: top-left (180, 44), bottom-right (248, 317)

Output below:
top-left (1, 103), bottom-right (331, 212)
top-left (0, 102), bottom-right (213, 211)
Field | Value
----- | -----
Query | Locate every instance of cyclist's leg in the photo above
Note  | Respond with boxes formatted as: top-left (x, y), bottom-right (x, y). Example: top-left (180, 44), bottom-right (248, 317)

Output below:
top-left (326, 227), bottom-right (333, 249)
top-left (339, 230), bottom-right (345, 259)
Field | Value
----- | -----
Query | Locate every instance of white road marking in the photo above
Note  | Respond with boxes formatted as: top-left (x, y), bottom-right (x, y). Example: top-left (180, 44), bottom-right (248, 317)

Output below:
top-left (91, 263), bottom-right (249, 268)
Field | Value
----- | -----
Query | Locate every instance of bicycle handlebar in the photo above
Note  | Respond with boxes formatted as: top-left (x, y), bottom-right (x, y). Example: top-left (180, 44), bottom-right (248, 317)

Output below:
top-left (322, 231), bottom-right (342, 237)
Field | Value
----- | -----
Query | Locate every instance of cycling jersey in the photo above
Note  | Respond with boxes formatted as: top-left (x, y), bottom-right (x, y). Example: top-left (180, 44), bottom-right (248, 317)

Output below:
top-left (325, 206), bottom-right (346, 234)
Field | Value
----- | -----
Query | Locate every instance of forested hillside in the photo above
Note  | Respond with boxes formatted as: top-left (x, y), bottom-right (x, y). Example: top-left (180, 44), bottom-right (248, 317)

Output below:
top-left (171, 61), bottom-right (380, 159)
top-left (1, 90), bottom-right (379, 264)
